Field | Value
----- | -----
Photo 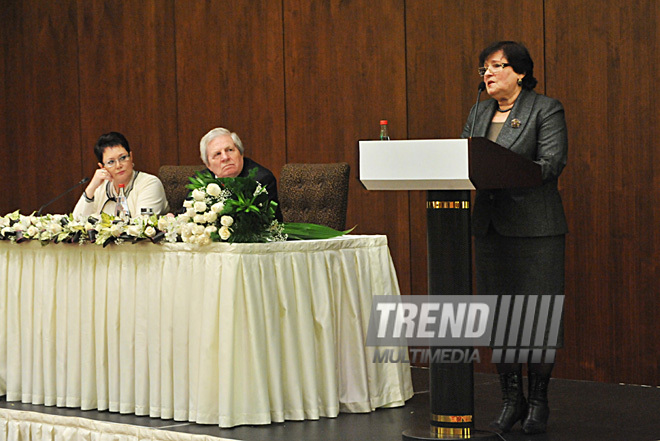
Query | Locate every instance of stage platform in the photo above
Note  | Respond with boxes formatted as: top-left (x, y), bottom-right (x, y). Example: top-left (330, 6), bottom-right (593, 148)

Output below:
top-left (2, 367), bottom-right (659, 441)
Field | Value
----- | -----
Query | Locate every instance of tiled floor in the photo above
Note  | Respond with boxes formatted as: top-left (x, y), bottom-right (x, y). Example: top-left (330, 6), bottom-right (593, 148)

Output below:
top-left (2, 368), bottom-right (659, 441)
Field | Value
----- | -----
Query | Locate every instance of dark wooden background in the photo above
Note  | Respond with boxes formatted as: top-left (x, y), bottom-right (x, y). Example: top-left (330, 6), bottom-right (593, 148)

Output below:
top-left (1, 0), bottom-right (658, 386)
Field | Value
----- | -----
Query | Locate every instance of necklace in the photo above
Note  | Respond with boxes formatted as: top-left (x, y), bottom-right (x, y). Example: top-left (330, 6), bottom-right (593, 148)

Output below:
top-left (497, 106), bottom-right (512, 113)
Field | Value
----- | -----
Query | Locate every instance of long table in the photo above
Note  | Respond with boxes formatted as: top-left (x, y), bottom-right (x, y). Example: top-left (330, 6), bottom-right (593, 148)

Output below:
top-left (0, 235), bottom-right (413, 428)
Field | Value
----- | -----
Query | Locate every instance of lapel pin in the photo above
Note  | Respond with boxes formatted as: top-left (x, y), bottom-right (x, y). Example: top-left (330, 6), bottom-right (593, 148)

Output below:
top-left (511, 119), bottom-right (521, 128)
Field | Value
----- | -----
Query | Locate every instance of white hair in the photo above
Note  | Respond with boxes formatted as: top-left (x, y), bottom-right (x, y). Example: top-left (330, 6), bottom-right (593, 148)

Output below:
top-left (199, 127), bottom-right (244, 166)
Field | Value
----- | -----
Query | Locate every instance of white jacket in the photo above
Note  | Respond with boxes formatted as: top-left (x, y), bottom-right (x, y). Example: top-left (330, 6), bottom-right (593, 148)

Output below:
top-left (73, 171), bottom-right (169, 219)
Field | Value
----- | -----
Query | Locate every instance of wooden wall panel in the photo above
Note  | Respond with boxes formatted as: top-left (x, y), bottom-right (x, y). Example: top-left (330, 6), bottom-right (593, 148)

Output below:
top-left (546, 0), bottom-right (660, 384)
top-left (175, 0), bottom-right (286, 178)
top-left (0, 1), bottom-right (82, 214)
top-left (0, 3), bottom-right (14, 214)
top-left (76, 0), bottom-right (178, 188)
top-left (283, 0), bottom-right (412, 293)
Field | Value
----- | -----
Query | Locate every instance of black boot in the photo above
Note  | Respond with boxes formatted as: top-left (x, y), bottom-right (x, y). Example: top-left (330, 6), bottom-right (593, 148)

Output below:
top-left (489, 369), bottom-right (528, 432)
top-left (522, 371), bottom-right (550, 434)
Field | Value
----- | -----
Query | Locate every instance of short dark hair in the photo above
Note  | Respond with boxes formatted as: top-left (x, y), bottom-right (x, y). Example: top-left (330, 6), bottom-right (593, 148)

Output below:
top-left (94, 132), bottom-right (131, 163)
top-left (479, 41), bottom-right (538, 90)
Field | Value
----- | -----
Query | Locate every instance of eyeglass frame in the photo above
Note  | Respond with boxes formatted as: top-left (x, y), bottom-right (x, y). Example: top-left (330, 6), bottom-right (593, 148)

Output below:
top-left (103, 153), bottom-right (131, 168)
top-left (478, 62), bottom-right (511, 77)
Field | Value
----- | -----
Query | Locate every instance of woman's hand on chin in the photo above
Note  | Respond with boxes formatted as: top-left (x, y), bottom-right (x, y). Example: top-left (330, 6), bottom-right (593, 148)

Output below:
top-left (85, 168), bottom-right (113, 199)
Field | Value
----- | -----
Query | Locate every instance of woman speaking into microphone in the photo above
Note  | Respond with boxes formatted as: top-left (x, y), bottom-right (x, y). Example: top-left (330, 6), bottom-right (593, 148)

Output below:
top-left (461, 41), bottom-right (568, 435)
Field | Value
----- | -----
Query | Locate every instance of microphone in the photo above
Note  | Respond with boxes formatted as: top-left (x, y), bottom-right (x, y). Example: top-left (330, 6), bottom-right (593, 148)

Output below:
top-left (469, 81), bottom-right (486, 138)
top-left (37, 177), bottom-right (90, 215)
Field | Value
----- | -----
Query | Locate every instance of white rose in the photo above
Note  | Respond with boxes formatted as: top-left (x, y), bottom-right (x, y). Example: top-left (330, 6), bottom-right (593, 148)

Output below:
top-left (144, 226), bottom-right (157, 238)
top-left (193, 224), bottom-right (206, 236)
top-left (220, 215), bottom-right (234, 227)
top-left (194, 201), bottom-right (207, 213)
top-left (27, 226), bottom-right (39, 237)
top-left (183, 199), bottom-right (193, 208)
top-left (47, 223), bottom-right (63, 235)
top-left (181, 223), bottom-right (194, 236)
top-left (198, 234), bottom-right (212, 245)
top-left (204, 211), bottom-right (218, 223)
top-left (192, 189), bottom-right (206, 201)
top-left (211, 202), bottom-right (224, 213)
top-left (110, 224), bottom-right (123, 237)
top-left (219, 225), bottom-right (231, 240)
top-left (157, 217), bottom-right (170, 231)
top-left (19, 217), bottom-right (31, 230)
top-left (206, 183), bottom-right (221, 197)
top-left (127, 225), bottom-right (141, 237)
top-left (204, 225), bottom-right (217, 234)
top-left (193, 214), bottom-right (206, 224)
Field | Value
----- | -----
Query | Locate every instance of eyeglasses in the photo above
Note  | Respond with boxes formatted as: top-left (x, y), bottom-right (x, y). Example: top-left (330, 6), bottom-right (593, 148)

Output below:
top-left (103, 154), bottom-right (130, 168)
top-left (478, 63), bottom-right (511, 77)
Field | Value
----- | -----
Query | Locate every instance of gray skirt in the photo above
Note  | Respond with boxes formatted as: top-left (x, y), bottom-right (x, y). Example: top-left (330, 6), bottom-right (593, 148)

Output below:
top-left (475, 228), bottom-right (565, 356)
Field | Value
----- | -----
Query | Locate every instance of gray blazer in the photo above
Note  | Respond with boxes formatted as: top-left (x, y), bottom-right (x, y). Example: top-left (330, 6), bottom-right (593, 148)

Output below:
top-left (461, 88), bottom-right (568, 237)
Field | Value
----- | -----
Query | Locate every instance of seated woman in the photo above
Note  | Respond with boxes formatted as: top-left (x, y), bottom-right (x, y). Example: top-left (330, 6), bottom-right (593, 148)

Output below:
top-left (73, 132), bottom-right (169, 219)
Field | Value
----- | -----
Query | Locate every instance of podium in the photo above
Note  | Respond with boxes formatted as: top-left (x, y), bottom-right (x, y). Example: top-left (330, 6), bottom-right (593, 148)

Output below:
top-left (359, 137), bottom-right (541, 440)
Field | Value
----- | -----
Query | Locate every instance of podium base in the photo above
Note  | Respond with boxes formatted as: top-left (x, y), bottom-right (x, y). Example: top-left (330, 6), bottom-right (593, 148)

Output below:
top-left (402, 427), bottom-right (500, 441)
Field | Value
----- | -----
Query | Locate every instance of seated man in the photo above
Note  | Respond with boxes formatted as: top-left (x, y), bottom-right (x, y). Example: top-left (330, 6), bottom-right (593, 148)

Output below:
top-left (197, 127), bottom-right (283, 221)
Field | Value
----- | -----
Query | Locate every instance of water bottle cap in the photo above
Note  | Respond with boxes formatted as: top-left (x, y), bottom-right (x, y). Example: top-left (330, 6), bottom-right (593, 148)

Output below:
top-left (380, 120), bottom-right (388, 125)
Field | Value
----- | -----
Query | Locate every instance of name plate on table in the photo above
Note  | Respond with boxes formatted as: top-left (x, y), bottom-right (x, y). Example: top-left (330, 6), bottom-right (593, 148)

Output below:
top-left (358, 139), bottom-right (475, 191)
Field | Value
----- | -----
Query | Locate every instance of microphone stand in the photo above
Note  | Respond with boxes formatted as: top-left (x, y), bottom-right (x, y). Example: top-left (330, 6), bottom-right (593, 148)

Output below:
top-left (37, 177), bottom-right (90, 215)
top-left (469, 81), bottom-right (486, 138)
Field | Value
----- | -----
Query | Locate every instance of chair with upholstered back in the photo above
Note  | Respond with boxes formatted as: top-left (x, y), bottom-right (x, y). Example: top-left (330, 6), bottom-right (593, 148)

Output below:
top-left (158, 165), bottom-right (206, 213)
top-left (279, 162), bottom-right (350, 230)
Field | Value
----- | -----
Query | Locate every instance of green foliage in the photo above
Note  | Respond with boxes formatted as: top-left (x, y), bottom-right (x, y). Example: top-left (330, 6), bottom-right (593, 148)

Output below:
top-left (282, 223), bottom-right (355, 240)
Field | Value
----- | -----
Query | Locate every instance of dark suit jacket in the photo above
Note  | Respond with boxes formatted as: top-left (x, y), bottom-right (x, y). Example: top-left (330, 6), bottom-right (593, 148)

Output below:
top-left (461, 88), bottom-right (568, 237)
top-left (238, 157), bottom-right (283, 222)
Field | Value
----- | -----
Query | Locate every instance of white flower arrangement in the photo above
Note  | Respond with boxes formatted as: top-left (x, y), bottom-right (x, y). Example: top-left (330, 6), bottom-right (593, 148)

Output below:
top-left (0, 170), bottom-right (350, 247)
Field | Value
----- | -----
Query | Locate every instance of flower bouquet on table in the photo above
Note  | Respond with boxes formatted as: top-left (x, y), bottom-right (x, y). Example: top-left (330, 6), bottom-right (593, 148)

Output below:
top-left (0, 210), bottom-right (169, 247)
top-left (182, 168), bottom-right (352, 243)
top-left (0, 211), bottom-right (75, 244)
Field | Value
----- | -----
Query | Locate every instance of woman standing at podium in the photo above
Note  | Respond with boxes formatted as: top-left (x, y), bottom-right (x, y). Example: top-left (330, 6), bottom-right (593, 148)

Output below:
top-left (461, 41), bottom-right (568, 434)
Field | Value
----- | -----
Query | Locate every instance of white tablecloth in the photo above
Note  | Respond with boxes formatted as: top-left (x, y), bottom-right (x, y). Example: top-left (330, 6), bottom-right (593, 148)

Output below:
top-left (0, 235), bottom-right (412, 427)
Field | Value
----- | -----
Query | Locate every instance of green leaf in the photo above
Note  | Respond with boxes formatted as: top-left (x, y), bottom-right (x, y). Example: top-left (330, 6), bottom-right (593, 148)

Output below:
top-left (281, 223), bottom-right (355, 240)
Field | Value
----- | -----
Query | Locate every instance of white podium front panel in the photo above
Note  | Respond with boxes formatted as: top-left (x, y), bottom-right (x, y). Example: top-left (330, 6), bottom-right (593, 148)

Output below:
top-left (358, 139), bottom-right (476, 190)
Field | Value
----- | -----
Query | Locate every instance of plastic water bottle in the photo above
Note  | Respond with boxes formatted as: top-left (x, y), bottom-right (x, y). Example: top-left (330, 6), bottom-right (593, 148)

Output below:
top-left (115, 184), bottom-right (131, 220)
top-left (379, 120), bottom-right (390, 140)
